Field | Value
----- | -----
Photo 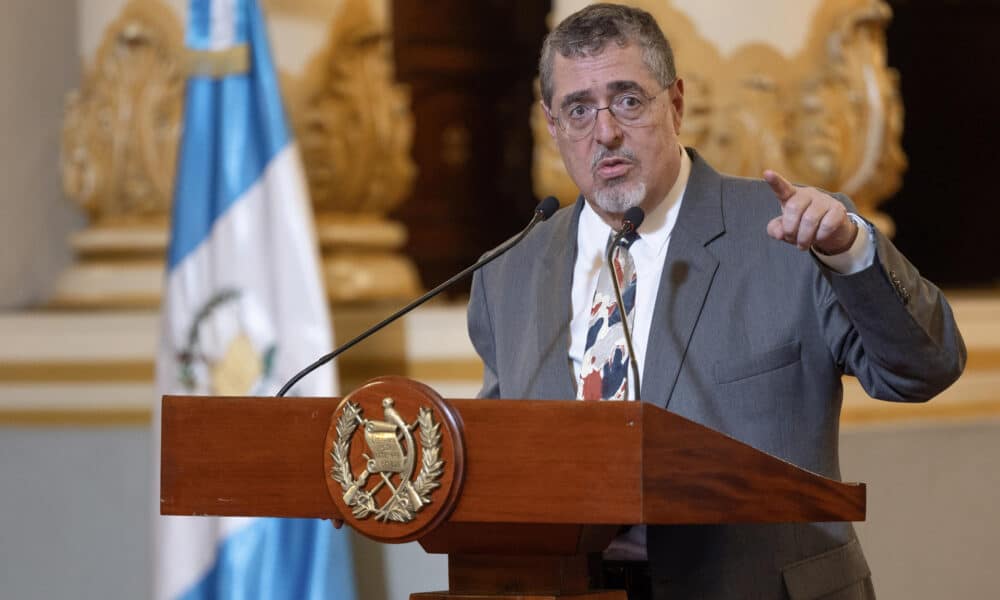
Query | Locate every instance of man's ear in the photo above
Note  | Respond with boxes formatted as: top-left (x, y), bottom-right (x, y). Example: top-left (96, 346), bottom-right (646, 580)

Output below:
top-left (671, 78), bottom-right (685, 134)
top-left (542, 101), bottom-right (559, 140)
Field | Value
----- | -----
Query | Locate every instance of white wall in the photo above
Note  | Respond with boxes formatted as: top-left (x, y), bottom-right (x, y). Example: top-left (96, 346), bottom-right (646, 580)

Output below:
top-left (0, 427), bottom-right (151, 600)
top-left (843, 420), bottom-right (1000, 599)
top-left (0, 1), bottom-right (84, 308)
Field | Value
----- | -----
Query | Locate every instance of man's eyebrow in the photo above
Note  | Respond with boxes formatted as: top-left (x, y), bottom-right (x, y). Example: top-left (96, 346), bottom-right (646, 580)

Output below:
top-left (558, 81), bottom-right (647, 109)
top-left (559, 90), bottom-right (594, 109)
top-left (607, 80), bottom-right (644, 94)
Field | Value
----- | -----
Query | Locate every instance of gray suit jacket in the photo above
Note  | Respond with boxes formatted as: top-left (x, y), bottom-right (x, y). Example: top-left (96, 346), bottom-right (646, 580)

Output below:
top-left (467, 149), bottom-right (965, 599)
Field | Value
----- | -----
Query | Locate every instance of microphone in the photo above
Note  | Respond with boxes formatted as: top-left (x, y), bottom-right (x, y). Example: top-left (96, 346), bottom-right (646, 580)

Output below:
top-left (276, 196), bottom-right (561, 397)
top-left (606, 206), bottom-right (644, 402)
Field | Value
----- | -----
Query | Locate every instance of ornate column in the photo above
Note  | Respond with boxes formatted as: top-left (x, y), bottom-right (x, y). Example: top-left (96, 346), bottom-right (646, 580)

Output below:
top-left (287, 0), bottom-right (419, 303)
top-left (54, 0), bottom-right (183, 308)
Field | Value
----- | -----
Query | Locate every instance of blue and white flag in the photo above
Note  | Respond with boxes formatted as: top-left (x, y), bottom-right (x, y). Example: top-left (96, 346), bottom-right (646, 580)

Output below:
top-left (154, 1), bottom-right (356, 598)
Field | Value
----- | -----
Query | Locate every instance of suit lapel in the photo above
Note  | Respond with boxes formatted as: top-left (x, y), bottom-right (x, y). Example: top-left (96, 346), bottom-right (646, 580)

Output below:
top-left (531, 198), bottom-right (583, 399)
top-left (641, 150), bottom-right (725, 408)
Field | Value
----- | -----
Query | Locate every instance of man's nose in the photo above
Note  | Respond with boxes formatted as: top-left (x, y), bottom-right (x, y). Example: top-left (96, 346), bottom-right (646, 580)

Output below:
top-left (592, 108), bottom-right (623, 147)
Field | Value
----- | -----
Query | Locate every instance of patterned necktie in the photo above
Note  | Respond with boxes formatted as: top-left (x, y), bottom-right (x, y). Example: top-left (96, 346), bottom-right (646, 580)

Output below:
top-left (578, 231), bottom-right (639, 401)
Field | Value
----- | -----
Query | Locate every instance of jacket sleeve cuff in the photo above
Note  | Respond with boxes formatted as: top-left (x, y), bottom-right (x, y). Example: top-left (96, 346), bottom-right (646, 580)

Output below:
top-left (812, 213), bottom-right (875, 275)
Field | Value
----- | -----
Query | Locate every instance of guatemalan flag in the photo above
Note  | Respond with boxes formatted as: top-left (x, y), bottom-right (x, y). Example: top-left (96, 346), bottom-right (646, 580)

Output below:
top-left (154, 0), bottom-right (357, 598)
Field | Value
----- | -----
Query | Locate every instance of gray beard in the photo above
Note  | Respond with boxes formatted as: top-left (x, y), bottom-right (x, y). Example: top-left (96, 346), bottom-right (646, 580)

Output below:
top-left (592, 180), bottom-right (646, 215)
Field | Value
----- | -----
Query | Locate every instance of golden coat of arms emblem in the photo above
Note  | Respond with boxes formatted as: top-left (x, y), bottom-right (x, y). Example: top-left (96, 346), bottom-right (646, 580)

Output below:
top-left (323, 376), bottom-right (464, 542)
top-left (331, 398), bottom-right (444, 523)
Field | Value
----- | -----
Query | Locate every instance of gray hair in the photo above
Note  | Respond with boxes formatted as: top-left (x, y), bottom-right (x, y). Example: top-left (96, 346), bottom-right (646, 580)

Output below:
top-left (539, 3), bottom-right (676, 107)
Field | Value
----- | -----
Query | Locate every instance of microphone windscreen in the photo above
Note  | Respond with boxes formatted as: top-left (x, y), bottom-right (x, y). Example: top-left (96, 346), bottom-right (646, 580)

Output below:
top-left (623, 206), bottom-right (645, 230)
top-left (536, 196), bottom-right (560, 220)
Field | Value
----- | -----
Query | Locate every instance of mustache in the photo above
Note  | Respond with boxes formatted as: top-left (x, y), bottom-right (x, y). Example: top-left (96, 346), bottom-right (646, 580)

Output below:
top-left (591, 147), bottom-right (639, 170)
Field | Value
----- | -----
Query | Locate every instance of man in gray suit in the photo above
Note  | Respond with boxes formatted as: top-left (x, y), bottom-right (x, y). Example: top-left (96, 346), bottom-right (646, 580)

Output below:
top-left (467, 3), bottom-right (966, 599)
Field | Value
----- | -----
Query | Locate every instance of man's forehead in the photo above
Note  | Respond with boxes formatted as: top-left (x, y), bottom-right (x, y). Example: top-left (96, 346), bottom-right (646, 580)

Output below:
top-left (550, 46), bottom-right (656, 103)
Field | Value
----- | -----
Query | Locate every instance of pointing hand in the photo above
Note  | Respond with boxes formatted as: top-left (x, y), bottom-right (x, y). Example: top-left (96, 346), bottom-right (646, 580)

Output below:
top-left (763, 170), bottom-right (858, 255)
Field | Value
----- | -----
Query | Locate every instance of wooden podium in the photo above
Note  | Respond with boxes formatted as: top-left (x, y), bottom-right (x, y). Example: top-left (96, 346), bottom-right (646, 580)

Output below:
top-left (161, 376), bottom-right (865, 599)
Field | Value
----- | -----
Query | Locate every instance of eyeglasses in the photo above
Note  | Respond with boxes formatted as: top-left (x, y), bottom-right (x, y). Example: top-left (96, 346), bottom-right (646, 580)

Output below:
top-left (551, 83), bottom-right (672, 141)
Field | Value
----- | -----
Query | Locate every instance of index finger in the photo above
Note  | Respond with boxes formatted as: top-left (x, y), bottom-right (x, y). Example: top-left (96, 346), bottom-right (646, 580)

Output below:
top-left (763, 169), bottom-right (796, 203)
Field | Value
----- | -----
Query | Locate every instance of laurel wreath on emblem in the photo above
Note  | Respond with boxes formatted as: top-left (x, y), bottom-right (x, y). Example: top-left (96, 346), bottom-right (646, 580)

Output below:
top-left (331, 400), bottom-right (444, 522)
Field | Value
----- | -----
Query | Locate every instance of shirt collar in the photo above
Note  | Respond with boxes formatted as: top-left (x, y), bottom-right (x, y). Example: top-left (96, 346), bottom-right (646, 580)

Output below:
top-left (578, 146), bottom-right (691, 259)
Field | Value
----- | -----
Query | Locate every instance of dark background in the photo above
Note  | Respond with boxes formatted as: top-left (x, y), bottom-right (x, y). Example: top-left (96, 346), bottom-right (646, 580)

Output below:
top-left (391, 1), bottom-right (550, 291)
top-left (391, 0), bottom-right (1000, 292)
top-left (883, 0), bottom-right (1000, 287)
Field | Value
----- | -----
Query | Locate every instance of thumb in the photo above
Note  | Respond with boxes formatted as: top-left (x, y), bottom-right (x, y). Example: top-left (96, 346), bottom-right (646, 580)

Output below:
top-left (763, 170), bottom-right (796, 203)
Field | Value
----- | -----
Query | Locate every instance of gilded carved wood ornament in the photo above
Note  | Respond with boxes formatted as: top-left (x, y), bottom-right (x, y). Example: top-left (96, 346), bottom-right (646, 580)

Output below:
top-left (56, 0), bottom-right (184, 308)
